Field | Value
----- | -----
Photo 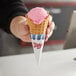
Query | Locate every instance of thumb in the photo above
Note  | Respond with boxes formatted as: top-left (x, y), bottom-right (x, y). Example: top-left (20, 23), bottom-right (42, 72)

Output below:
top-left (18, 19), bottom-right (30, 36)
top-left (24, 24), bottom-right (30, 35)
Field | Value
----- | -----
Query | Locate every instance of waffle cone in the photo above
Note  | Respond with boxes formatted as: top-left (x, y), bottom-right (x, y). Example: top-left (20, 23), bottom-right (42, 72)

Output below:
top-left (26, 15), bottom-right (50, 34)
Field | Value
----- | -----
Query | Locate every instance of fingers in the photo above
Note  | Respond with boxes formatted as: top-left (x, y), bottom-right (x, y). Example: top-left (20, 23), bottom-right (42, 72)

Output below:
top-left (49, 15), bottom-right (53, 24)
top-left (45, 31), bottom-right (53, 41)
top-left (16, 21), bottom-right (31, 42)
top-left (18, 22), bottom-right (29, 35)
top-left (18, 24), bottom-right (31, 42)
top-left (48, 21), bottom-right (55, 31)
top-left (45, 21), bottom-right (55, 41)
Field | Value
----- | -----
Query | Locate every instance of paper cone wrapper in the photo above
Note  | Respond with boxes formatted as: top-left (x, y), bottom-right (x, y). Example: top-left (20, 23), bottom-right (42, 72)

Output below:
top-left (26, 15), bottom-right (50, 34)
top-left (26, 14), bottom-right (51, 63)
top-left (31, 34), bottom-right (45, 63)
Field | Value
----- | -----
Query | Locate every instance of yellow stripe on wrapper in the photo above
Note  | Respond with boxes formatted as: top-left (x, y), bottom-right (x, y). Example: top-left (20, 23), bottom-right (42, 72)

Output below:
top-left (26, 15), bottom-right (50, 34)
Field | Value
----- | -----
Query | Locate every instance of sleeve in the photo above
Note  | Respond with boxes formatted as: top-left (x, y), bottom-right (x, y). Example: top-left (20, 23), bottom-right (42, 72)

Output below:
top-left (0, 0), bottom-right (28, 33)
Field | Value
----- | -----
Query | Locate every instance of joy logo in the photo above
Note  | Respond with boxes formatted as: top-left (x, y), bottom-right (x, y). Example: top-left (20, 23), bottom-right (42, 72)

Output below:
top-left (33, 42), bottom-right (42, 49)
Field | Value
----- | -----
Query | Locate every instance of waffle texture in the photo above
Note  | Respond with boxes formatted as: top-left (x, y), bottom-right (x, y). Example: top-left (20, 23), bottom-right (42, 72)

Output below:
top-left (26, 15), bottom-right (50, 34)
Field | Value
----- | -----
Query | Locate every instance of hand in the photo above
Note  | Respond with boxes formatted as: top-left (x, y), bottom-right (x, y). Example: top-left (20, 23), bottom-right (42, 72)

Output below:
top-left (45, 16), bottom-right (55, 41)
top-left (10, 16), bottom-right (31, 42)
top-left (10, 15), bottom-right (55, 43)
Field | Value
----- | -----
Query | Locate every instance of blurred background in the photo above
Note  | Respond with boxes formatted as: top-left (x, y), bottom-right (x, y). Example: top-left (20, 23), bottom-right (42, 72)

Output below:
top-left (23, 0), bottom-right (76, 2)
top-left (0, 0), bottom-right (76, 56)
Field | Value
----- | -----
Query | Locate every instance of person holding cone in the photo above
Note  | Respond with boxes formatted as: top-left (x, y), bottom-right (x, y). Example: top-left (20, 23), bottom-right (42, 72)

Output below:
top-left (0, 0), bottom-right (55, 43)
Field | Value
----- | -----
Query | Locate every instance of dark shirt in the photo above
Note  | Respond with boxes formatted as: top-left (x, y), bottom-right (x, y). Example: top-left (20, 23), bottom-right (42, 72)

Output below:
top-left (0, 0), bottom-right (28, 33)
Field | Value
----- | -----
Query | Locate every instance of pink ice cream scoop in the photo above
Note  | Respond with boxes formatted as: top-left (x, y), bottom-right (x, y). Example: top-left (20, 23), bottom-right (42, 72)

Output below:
top-left (27, 7), bottom-right (48, 24)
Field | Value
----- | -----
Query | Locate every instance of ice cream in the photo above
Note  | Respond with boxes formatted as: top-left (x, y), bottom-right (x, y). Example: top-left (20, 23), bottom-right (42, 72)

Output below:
top-left (26, 7), bottom-right (52, 63)
top-left (27, 7), bottom-right (48, 25)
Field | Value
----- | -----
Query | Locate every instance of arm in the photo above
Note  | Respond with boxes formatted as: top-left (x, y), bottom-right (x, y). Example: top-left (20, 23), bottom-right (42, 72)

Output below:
top-left (0, 0), bottom-right (28, 33)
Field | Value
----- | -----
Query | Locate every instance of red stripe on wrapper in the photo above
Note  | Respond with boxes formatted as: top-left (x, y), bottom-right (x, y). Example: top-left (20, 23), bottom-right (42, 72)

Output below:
top-left (20, 40), bottom-right (64, 47)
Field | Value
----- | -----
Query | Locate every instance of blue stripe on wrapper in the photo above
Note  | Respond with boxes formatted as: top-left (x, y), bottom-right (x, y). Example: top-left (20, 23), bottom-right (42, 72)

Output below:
top-left (31, 34), bottom-right (35, 40)
top-left (37, 35), bottom-right (41, 40)
top-left (42, 34), bottom-right (45, 40)
top-left (31, 34), bottom-right (45, 40)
